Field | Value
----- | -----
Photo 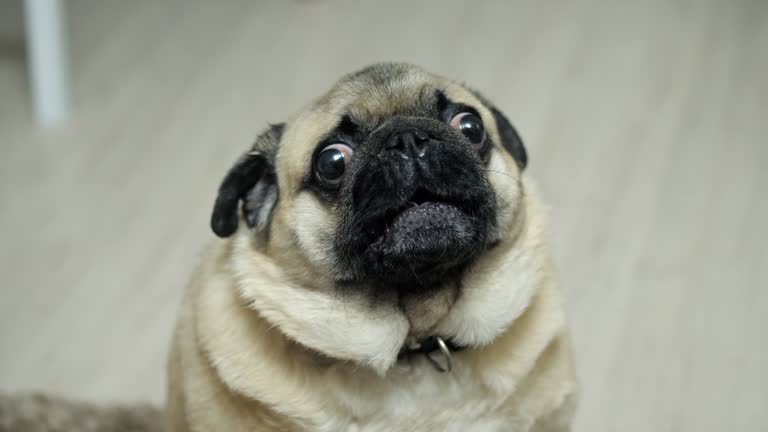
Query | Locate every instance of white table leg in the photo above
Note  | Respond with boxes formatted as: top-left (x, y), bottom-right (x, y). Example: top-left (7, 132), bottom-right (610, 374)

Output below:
top-left (24, 0), bottom-right (70, 127)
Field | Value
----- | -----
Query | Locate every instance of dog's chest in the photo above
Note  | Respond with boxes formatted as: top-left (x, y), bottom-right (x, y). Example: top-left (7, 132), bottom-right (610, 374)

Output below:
top-left (319, 360), bottom-right (528, 432)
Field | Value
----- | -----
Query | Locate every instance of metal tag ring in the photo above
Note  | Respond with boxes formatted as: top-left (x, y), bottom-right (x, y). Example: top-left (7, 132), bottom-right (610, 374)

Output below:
top-left (426, 336), bottom-right (453, 372)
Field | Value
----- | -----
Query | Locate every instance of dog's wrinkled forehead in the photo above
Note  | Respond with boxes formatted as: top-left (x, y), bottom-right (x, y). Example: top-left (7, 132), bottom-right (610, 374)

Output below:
top-left (323, 63), bottom-right (440, 121)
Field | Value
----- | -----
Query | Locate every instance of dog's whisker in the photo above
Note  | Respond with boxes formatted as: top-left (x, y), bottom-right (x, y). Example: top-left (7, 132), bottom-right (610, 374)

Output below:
top-left (482, 169), bottom-right (522, 186)
top-left (408, 260), bottom-right (424, 287)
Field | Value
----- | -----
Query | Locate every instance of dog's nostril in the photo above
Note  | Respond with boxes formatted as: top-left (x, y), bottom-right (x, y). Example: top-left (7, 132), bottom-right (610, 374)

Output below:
top-left (385, 128), bottom-right (430, 158)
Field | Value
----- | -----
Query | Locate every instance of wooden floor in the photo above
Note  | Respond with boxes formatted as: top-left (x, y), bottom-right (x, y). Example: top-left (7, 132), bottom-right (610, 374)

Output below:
top-left (1, 1), bottom-right (766, 430)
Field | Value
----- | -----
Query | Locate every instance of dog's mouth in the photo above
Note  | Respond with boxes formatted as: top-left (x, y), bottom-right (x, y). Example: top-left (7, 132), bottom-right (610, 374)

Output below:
top-left (338, 179), bottom-right (496, 286)
top-left (379, 188), bottom-right (461, 235)
top-left (368, 188), bottom-right (481, 265)
top-left (385, 189), bottom-right (464, 234)
top-left (384, 202), bottom-right (468, 242)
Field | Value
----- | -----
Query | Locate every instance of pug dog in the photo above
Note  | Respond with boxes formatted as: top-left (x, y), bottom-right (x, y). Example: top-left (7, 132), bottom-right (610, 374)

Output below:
top-left (165, 63), bottom-right (577, 432)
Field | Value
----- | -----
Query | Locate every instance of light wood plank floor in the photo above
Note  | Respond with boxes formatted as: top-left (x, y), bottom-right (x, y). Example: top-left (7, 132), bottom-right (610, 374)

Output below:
top-left (1, 1), bottom-right (766, 430)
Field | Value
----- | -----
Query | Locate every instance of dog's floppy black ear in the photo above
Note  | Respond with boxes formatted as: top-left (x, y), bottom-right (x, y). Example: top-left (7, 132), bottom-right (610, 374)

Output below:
top-left (487, 105), bottom-right (528, 170)
top-left (471, 91), bottom-right (528, 170)
top-left (211, 123), bottom-right (284, 238)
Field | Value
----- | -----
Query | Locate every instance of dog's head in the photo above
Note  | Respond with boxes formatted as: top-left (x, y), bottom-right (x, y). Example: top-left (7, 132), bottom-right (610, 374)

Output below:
top-left (210, 63), bottom-right (540, 372)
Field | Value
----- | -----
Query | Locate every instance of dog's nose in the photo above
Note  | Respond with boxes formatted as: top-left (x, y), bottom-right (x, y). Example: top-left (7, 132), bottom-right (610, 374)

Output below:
top-left (384, 128), bottom-right (430, 159)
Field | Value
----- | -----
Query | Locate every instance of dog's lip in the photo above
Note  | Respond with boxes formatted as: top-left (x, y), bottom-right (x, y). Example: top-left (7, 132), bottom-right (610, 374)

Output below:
top-left (374, 202), bottom-right (477, 267)
top-left (360, 187), bottom-right (473, 245)
top-left (383, 201), bottom-right (461, 235)
top-left (396, 200), bottom-right (441, 217)
top-left (385, 189), bottom-right (463, 228)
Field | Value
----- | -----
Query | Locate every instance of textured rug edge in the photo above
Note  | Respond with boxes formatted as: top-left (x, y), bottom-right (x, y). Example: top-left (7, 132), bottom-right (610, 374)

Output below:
top-left (0, 393), bottom-right (162, 432)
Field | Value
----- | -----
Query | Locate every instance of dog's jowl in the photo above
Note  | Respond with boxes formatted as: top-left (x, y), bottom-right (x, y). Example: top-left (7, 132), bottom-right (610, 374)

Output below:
top-left (168, 63), bottom-right (577, 432)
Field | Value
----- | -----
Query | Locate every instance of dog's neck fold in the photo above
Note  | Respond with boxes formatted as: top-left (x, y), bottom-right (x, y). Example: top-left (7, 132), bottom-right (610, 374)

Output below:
top-left (229, 188), bottom-right (547, 374)
top-left (231, 232), bottom-right (408, 374)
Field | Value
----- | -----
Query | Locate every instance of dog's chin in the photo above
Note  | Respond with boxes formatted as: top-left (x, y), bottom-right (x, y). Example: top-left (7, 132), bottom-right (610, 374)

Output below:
top-left (366, 202), bottom-right (484, 286)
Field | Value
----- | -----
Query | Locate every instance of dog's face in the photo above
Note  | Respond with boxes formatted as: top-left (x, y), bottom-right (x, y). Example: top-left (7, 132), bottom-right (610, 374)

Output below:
top-left (211, 63), bottom-right (529, 345)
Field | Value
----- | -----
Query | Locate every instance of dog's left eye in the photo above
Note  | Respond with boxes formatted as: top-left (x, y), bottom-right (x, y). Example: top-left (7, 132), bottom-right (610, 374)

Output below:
top-left (315, 143), bottom-right (354, 186)
top-left (450, 112), bottom-right (486, 148)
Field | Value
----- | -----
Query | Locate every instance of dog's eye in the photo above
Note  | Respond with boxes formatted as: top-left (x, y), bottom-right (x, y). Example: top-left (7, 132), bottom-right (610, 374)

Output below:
top-left (315, 143), bottom-right (354, 185)
top-left (450, 112), bottom-right (486, 148)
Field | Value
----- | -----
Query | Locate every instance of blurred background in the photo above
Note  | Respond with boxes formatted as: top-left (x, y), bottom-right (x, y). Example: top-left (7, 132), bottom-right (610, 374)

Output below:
top-left (1, 0), bottom-right (766, 430)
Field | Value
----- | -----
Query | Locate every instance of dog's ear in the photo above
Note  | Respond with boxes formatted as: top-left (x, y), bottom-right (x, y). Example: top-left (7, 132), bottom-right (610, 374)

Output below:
top-left (471, 91), bottom-right (528, 170)
top-left (211, 123), bottom-right (284, 238)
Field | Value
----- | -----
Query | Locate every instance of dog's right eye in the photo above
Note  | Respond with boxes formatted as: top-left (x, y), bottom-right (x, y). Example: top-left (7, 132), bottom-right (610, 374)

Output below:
top-left (315, 143), bottom-right (354, 186)
top-left (450, 112), bottom-right (486, 149)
